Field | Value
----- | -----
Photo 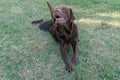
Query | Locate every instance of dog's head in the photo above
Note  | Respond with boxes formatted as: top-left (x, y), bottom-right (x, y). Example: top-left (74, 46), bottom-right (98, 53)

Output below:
top-left (47, 2), bottom-right (75, 24)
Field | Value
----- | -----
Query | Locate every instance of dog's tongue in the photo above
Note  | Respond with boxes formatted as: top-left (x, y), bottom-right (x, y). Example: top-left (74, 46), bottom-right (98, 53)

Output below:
top-left (56, 18), bottom-right (65, 23)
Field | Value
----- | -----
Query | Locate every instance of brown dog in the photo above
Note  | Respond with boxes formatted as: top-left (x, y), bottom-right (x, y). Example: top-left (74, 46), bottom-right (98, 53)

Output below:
top-left (32, 2), bottom-right (78, 72)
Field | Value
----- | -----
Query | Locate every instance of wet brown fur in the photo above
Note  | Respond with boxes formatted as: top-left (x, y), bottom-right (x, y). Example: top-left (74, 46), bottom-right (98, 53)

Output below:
top-left (32, 2), bottom-right (78, 72)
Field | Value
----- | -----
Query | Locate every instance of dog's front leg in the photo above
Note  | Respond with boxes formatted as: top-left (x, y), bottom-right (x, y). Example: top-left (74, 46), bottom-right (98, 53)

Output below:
top-left (60, 42), bottom-right (73, 72)
top-left (71, 40), bottom-right (78, 65)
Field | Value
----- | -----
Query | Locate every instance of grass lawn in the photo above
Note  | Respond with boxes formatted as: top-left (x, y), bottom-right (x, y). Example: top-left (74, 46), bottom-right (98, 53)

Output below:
top-left (0, 0), bottom-right (120, 80)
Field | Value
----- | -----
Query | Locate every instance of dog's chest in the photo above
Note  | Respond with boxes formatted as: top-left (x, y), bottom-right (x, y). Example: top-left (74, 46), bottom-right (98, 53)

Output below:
top-left (51, 24), bottom-right (73, 42)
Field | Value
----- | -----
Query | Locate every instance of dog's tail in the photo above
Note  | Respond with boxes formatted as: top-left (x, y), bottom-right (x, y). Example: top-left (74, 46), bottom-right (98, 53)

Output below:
top-left (31, 19), bottom-right (43, 24)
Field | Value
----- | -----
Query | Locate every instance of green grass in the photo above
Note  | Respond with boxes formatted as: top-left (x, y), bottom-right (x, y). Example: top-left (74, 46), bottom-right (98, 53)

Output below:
top-left (0, 0), bottom-right (120, 80)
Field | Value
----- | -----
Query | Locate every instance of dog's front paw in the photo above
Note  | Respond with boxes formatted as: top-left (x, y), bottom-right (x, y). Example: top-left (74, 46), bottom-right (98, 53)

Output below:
top-left (66, 64), bottom-right (73, 72)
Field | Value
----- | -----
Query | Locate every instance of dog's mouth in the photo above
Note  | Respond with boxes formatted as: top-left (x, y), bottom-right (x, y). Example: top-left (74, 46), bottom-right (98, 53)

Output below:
top-left (54, 15), bottom-right (66, 23)
top-left (55, 17), bottom-right (66, 23)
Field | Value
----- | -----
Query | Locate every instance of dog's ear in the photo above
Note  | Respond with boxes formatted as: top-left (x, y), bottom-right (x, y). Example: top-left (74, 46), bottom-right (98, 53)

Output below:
top-left (69, 8), bottom-right (75, 22)
top-left (47, 2), bottom-right (54, 18)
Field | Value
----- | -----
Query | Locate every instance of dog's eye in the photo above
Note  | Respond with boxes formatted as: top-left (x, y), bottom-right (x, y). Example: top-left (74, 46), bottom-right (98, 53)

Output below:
top-left (63, 9), bottom-right (67, 13)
